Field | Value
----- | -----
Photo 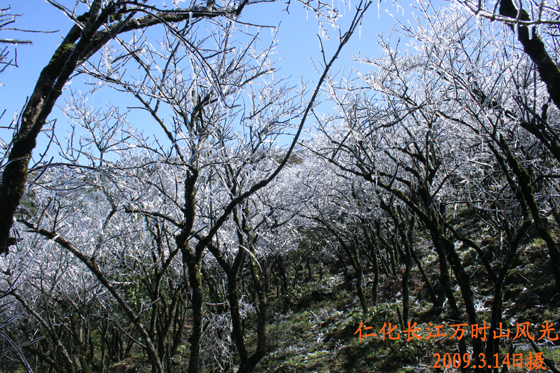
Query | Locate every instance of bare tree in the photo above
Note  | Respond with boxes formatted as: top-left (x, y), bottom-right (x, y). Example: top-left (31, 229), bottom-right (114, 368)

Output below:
top-left (2, 2), bottom-right (371, 372)
top-left (309, 4), bottom-right (560, 371)
top-left (0, 0), bottom-right (340, 255)
top-left (455, 0), bottom-right (560, 135)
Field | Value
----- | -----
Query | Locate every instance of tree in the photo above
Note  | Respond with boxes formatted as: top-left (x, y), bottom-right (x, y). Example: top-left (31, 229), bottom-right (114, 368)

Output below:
top-left (455, 0), bottom-right (560, 153)
top-left (301, 163), bottom-right (375, 314)
top-left (0, 0), bottom-right (340, 255)
top-left (310, 4), bottom-right (560, 370)
top-left (2, 3), bottom-right (371, 371)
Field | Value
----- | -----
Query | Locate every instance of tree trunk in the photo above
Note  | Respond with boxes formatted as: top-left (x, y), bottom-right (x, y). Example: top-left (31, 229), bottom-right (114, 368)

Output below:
top-left (499, 0), bottom-right (560, 114)
top-left (500, 137), bottom-right (560, 294)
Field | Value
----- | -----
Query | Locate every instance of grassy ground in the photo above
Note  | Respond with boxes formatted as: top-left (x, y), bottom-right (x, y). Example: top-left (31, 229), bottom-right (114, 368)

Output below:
top-left (254, 240), bottom-right (560, 373)
top-left (99, 238), bottom-right (560, 373)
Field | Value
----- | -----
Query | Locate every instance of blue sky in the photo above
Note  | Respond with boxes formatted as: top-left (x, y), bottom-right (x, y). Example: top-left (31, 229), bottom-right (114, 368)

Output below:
top-left (0, 0), bottom-right (432, 159)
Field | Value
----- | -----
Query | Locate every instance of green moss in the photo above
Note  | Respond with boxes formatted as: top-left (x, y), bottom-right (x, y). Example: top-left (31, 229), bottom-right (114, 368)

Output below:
top-left (43, 42), bottom-right (76, 77)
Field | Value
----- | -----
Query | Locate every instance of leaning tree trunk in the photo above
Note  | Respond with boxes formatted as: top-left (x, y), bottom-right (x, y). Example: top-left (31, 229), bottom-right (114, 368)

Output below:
top-left (499, 0), bottom-right (560, 123)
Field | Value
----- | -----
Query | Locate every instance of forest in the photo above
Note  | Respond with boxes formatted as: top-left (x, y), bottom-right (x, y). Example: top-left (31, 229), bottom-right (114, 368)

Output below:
top-left (0, 0), bottom-right (559, 372)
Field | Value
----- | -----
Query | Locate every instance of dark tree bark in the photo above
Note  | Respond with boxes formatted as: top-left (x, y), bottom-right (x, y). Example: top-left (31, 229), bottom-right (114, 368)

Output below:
top-left (379, 200), bottom-right (416, 323)
top-left (499, 136), bottom-right (560, 294)
top-left (499, 0), bottom-right (560, 112)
